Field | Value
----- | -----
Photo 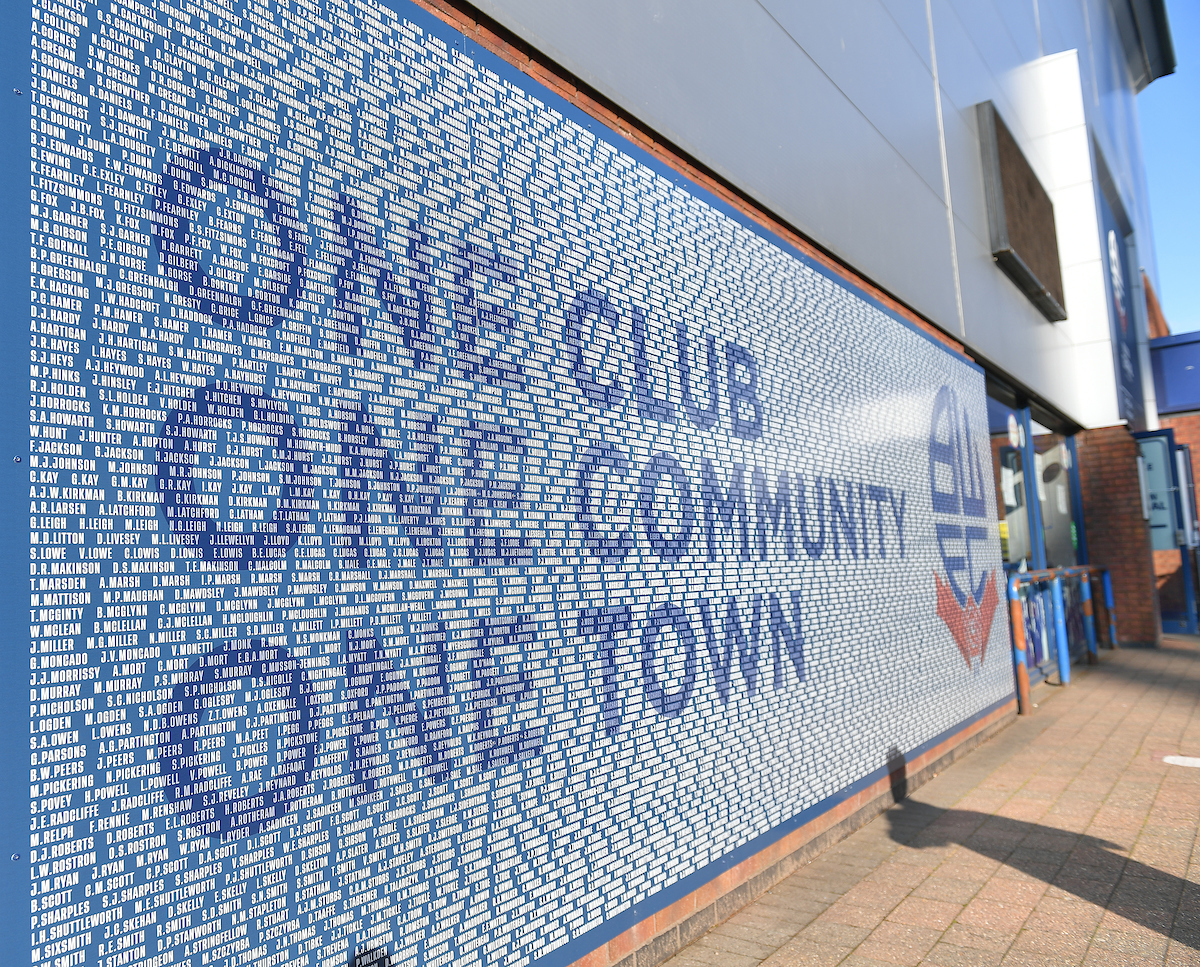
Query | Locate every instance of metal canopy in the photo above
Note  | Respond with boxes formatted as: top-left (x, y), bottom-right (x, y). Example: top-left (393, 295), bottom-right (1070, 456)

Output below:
top-left (1111, 0), bottom-right (1177, 92)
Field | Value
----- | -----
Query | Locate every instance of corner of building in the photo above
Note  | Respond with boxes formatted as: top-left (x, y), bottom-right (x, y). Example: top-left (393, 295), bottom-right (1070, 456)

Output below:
top-left (1075, 424), bottom-right (1162, 645)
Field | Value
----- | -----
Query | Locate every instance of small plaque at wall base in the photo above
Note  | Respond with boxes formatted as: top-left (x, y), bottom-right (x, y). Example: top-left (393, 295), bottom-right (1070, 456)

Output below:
top-left (976, 101), bottom-right (1068, 322)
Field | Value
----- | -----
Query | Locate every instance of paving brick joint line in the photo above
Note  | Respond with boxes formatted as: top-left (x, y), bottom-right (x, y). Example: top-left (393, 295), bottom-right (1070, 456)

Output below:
top-left (659, 642), bottom-right (1200, 967)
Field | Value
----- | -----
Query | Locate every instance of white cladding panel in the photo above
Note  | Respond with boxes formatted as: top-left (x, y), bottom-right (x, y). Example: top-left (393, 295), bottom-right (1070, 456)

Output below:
top-left (473, 0), bottom-right (1162, 426)
top-left (468, 0), bottom-right (965, 349)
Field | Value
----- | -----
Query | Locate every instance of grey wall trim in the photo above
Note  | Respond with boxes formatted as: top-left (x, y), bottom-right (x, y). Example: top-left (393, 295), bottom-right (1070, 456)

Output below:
top-left (925, 0), bottom-right (966, 339)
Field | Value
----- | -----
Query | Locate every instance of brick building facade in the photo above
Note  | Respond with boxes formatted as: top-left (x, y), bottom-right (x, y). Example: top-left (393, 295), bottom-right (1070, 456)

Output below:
top-left (1076, 427), bottom-right (1161, 646)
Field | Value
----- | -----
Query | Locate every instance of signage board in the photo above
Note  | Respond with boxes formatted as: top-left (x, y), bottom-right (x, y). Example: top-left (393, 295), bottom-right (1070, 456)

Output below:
top-left (1138, 434), bottom-right (1180, 551)
top-left (1099, 190), bottom-right (1146, 431)
top-left (11, 1), bottom-right (1013, 964)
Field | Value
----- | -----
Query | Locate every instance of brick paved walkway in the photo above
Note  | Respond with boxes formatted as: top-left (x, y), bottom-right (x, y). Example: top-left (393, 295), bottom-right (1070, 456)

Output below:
top-left (662, 641), bottom-right (1200, 967)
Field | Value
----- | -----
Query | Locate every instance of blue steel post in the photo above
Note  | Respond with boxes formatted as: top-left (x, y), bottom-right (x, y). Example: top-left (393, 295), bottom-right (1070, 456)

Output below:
top-left (1020, 408), bottom-right (1047, 570)
top-left (1101, 569), bottom-right (1119, 648)
top-left (1066, 435), bottom-right (1088, 564)
top-left (1051, 575), bottom-right (1071, 684)
top-left (1168, 442), bottom-right (1199, 633)
top-left (1009, 575), bottom-right (1033, 713)
top-left (1179, 544), bottom-right (1199, 635)
top-left (1080, 571), bottom-right (1098, 664)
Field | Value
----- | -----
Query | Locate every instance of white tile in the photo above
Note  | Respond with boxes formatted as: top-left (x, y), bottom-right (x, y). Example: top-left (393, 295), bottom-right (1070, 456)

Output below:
top-left (1027, 124), bottom-right (1092, 194)
top-left (1059, 258), bottom-right (1112, 343)
top-left (1052, 180), bottom-right (1104, 269)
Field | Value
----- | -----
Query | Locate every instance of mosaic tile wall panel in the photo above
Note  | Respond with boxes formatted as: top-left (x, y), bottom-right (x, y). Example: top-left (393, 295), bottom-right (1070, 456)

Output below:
top-left (20, 0), bottom-right (1014, 963)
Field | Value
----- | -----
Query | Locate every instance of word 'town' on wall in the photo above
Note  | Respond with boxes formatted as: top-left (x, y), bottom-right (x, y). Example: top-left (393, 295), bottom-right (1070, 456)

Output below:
top-left (10, 0), bottom-right (1014, 965)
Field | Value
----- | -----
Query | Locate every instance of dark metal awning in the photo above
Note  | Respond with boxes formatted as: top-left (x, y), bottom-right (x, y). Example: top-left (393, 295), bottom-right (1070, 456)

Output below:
top-left (1111, 0), bottom-right (1177, 92)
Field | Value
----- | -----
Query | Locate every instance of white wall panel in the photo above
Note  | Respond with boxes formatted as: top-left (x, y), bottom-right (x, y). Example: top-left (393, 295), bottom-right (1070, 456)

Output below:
top-left (472, 0), bottom-right (1161, 426)
top-left (953, 210), bottom-right (1074, 412)
top-left (874, 0), bottom-right (935, 71)
top-left (469, 0), bottom-right (964, 336)
top-left (756, 0), bottom-right (946, 200)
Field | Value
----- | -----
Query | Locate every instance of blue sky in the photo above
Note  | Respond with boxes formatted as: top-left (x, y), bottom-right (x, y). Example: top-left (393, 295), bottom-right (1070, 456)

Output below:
top-left (1139, 0), bottom-right (1200, 332)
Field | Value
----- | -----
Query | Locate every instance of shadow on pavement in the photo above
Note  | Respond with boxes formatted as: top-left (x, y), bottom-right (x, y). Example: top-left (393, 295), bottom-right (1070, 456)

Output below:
top-left (883, 746), bottom-right (1200, 950)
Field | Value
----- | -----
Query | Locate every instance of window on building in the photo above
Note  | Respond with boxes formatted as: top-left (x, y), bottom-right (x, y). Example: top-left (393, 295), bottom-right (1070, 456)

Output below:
top-left (988, 396), bottom-right (1033, 567)
top-left (1030, 423), bottom-right (1078, 568)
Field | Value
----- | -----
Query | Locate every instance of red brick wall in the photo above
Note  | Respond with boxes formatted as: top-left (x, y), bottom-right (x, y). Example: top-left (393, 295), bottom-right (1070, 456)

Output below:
top-left (1159, 412), bottom-right (1200, 492)
top-left (1075, 426), bottom-right (1160, 645)
top-left (1153, 549), bottom-right (1188, 611)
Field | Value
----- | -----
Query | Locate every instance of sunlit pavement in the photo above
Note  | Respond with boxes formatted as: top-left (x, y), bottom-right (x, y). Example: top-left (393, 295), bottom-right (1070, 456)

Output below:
top-left (660, 640), bottom-right (1200, 967)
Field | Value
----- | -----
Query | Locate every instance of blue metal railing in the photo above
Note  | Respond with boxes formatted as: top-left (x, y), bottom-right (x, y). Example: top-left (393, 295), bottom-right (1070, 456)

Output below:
top-left (1008, 566), bottom-right (1118, 713)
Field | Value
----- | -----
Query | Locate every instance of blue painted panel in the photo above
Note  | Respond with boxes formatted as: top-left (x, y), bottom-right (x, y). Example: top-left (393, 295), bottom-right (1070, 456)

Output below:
top-left (14, 1), bottom-right (1014, 965)
top-left (1098, 191), bottom-right (1145, 429)
top-left (1151, 333), bottom-right (1200, 415)
top-left (0, 0), bottom-right (36, 951)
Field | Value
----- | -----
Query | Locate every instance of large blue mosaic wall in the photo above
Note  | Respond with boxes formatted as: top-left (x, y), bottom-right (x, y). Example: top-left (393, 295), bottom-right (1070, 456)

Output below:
top-left (21, 0), bottom-right (1014, 964)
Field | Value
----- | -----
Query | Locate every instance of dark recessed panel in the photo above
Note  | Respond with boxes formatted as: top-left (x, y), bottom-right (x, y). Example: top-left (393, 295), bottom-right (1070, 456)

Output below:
top-left (1111, 0), bottom-right (1177, 92)
top-left (976, 102), bottom-right (1067, 322)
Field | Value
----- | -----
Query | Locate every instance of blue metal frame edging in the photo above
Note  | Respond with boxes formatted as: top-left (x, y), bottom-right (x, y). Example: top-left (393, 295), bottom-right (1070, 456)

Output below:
top-left (1019, 408), bottom-right (1048, 570)
top-left (1066, 436), bottom-right (1089, 565)
top-left (1134, 428), bottom-right (1197, 633)
top-left (0, 0), bottom-right (31, 942)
